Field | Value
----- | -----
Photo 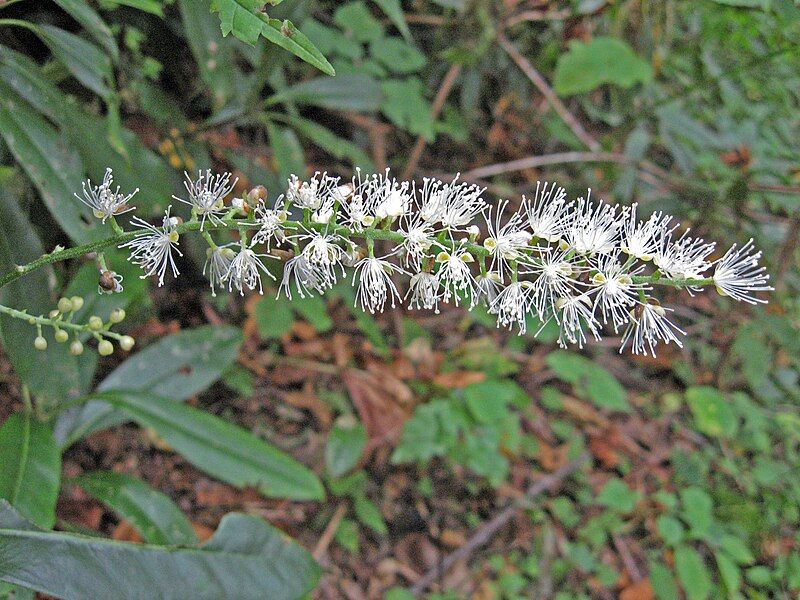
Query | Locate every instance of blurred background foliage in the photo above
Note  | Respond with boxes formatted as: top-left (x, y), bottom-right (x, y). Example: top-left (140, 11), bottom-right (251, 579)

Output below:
top-left (1, 0), bottom-right (799, 598)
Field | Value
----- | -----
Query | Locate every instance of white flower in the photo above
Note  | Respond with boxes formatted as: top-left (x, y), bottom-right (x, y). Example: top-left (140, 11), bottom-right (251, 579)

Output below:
top-left (590, 253), bottom-right (648, 333)
top-left (435, 242), bottom-right (475, 306)
top-left (251, 200), bottom-right (287, 250)
top-left (474, 272), bottom-right (503, 307)
top-left (203, 245), bottom-right (235, 297)
top-left (398, 211), bottom-right (435, 269)
top-left (226, 246), bottom-right (275, 296)
top-left (352, 257), bottom-right (404, 314)
top-left (523, 181), bottom-right (569, 242)
top-left (406, 272), bottom-right (440, 312)
top-left (279, 255), bottom-right (329, 299)
top-left (174, 170), bottom-right (236, 230)
top-left (372, 171), bottom-right (411, 220)
top-left (419, 176), bottom-right (486, 230)
top-left (655, 230), bottom-right (715, 284)
top-left (620, 302), bottom-right (685, 356)
top-left (620, 204), bottom-right (674, 261)
top-left (713, 239), bottom-right (772, 304)
top-left (564, 192), bottom-right (622, 255)
top-left (483, 200), bottom-right (533, 280)
top-left (300, 231), bottom-right (345, 286)
top-left (526, 249), bottom-right (584, 319)
top-left (120, 206), bottom-right (182, 286)
top-left (553, 294), bottom-right (600, 349)
top-left (489, 281), bottom-right (536, 334)
top-left (76, 168), bottom-right (137, 223)
top-left (286, 173), bottom-right (339, 211)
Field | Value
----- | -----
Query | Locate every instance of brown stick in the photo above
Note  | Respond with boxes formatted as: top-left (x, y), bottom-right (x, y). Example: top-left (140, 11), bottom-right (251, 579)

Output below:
top-left (313, 502), bottom-right (349, 560)
top-left (457, 151), bottom-right (631, 180)
top-left (505, 9), bottom-right (571, 27)
top-left (402, 63), bottom-right (463, 180)
top-left (497, 32), bottom-right (600, 152)
top-left (409, 453), bottom-right (590, 597)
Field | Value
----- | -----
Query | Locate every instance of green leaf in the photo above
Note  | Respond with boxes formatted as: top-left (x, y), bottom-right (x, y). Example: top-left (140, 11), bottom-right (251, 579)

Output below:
top-left (715, 551), bottom-right (741, 597)
top-left (553, 37), bottom-right (653, 96)
top-left (595, 478), bottom-right (639, 514)
top-left (268, 74), bottom-right (382, 112)
top-left (325, 416), bottom-right (367, 478)
top-left (254, 295), bottom-right (295, 339)
top-left (680, 487), bottom-right (714, 538)
top-left (56, 326), bottom-right (243, 447)
top-left (53, 0), bottom-right (119, 63)
top-left (100, 391), bottom-right (325, 501)
top-left (545, 351), bottom-right (630, 412)
top-left (37, 25), bottom-right (113, 99)
top-left (674, 545), bottom-right (712, 600)
top-left (380, 77), bottom-right (434, 140)
top-left (353, 495), bottom-right (387, 535)
top-left (292, 296), bottom-right (334, 332)
top-left (334, 2), bottom-right (384, 43)
top-left (685, 386), bottom-right (738, 438)
top-left (656, 515), bottom-right (685, 546)
top-left (649, 560), bottom-right (679, 600)
top-left (73, 472), bottom-right (198, 546)
top-left (719, 535), bottom-right (755, 565)
top-left (0, 500), bottom-right (320, 600)
top-left (371, 0), bottom-right (411, 41)
top-left (334, 518), bottom-right (359, 553)
top-left (210, 0), bottom-right (335, 75)
top-left (280, 114), bottom-right (374, 169)
top-left (463, 381), bottom-right (517, 423)
top-left (0, 83), bottom-right (98, 243)
top-left (0, 414), bottom-right (60, 529)
top-left (370, 38), bottom-right (426, 74)
top-left (265, 122), bottom-right (305, 183)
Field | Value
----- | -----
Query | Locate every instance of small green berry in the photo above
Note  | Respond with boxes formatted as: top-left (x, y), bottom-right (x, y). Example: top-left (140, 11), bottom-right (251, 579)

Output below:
top-left (69, 340), bottom-right (84, 356)
top-left (57, 297), bottom-right (73, 313)
top-left (120, 335), bottom-right (135, 351)
top-left (34, 336), bottom-right (48, 351)
top-left (55, 329), bottom-right (69, 343)
top-left (109, 308), bottom-right (126, 324)
top-left (70, 296), bottom-right (84, 311)
top-left (88, 316), bottom-right (104, 331)
top-left (98, 339), bottom-right (114, 356)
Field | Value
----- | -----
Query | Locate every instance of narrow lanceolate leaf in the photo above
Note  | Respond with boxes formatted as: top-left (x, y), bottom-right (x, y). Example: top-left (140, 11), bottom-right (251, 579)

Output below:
top-left (56, 326), bottom-right (243, 447)
top-left (0, 501), bottom-right (320, 600)
top-left (52, 0), bottom-right (119, 63)
top-left (372, 0), bottom-right (412, 41)
top-left (209, 0), bottom-right (334, 75)
top-left (0, 83), bottom-right (100, 244)
top-left (99, 391), bottom-right (325, 501)
top-left (0, 414), bottom-right (61, 529)
top-left (73, 472), bottom-right (198, 546)
top-left (36, 25), bottom-right (113, 99)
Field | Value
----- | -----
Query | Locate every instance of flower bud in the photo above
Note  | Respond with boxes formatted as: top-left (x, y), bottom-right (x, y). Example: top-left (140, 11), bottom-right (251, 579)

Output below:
top-left (69, 340), bottom-right (84, 356)
top-left (49, 309), bottom-right (60, 318)
top-left (57, 297), bottom-right (73, 313)
top-left (98, 339), bottom-right (114, 356)
top-left (34, 336), bottom-right (47, 351)
top-left (70, 296), bottom-right (85, 311)
top-left (88, 316), bottom-right (104, 331)
top-left (109, 308), bottom-right (126, 324)
top-left (55, 329), bottom-right (69, 343)
top-left (120, 336), bottom-right (135, 351)
top-left (247, 185), bottom-right (268, 207)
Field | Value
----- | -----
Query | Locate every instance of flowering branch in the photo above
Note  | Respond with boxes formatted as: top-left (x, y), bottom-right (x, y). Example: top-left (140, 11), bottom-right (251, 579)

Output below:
top-left (0, 168), bottom-right (772, 357)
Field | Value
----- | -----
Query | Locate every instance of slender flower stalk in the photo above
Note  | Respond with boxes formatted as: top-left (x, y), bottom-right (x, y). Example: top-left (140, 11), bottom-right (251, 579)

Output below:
top-left (0, 168), bottom-right (773, 357)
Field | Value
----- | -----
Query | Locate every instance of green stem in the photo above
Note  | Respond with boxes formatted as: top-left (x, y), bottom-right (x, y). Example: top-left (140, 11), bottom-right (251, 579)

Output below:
top-left (0, 303), bottom-right (126, 341)
top-left (0, 216), bottom-right (714, 293)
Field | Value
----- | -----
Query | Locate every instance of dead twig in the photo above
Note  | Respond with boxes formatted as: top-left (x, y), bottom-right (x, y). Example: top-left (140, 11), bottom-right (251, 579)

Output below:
top-left (457, 151), bottom-right (631, 180)
top-left (313, 502), bottom-right (349, 561)
top-left (409, 453), bottom-right (590, 597)
top-left (402, 63), bottom-right (463, 180)
top-left (497, 32), bottom-right (600, 152)
top-left (505, 9), bottom-right (571, 28)
top-left (773, 212), bottom-right (800, 292)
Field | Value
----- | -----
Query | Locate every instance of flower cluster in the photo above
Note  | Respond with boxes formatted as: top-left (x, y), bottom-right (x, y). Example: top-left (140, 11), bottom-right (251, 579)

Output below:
top-left (97, 168), bottom-right (771, 356)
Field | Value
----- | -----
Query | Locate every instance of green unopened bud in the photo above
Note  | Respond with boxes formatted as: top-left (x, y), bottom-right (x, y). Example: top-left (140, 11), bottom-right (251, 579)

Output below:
top-left (34, 336), bottom-right (48, 351)
top-left (49, 309), bottom-right (60, 319)
top-left (70, 296), bottom-right (85, 311)
top-left (109, 308), bottom-right (126, 324)
top-left (54, 329), bottom-right (69, 343)
top-left (88, 316), bottom-right (104, 331)
top-left (69, 340), bottom-right (84, 356)
top-left (120, 336), bottom-right (135, 352)
top-left (98, 339), bottom-right (114, 356)
top-left (57, 297), bottom-right (73, 313)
